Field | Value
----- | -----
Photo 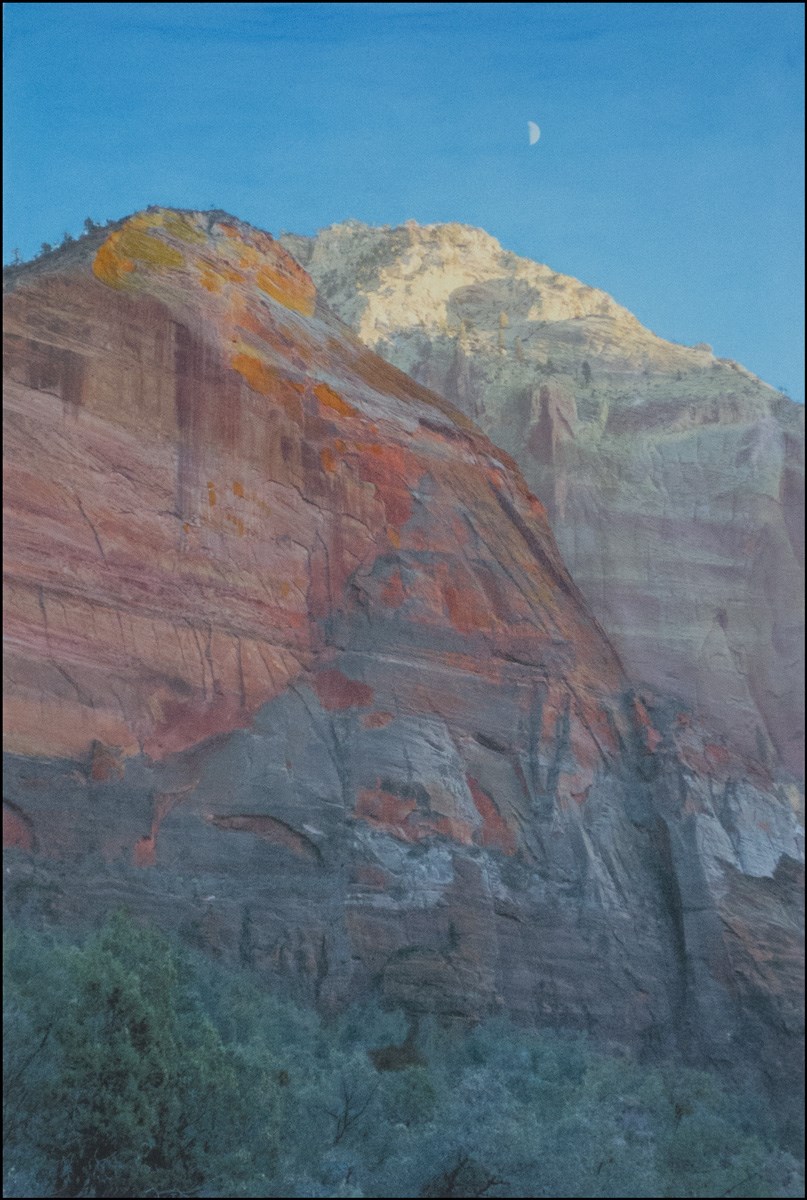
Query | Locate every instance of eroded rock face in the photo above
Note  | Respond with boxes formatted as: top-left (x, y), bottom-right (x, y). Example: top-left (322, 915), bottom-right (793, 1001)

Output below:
top-left (281, 221), bottom-right (805, 778)
top-left (3, 210), bottom-right (803, 1112)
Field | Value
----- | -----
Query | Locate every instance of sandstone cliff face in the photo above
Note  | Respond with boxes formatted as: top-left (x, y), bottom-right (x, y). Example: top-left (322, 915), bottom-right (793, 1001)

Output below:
top-left (3, 210), bottom-right (803, 1107)
top-left (281, 222), bottom-right (805, 778)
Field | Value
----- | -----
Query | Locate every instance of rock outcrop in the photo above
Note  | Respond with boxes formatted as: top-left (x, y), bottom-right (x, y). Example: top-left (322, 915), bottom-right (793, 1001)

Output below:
top-left (281, 221), bottom-right (805, 778)
top-left (3, 210), bottom-right (803, 1119)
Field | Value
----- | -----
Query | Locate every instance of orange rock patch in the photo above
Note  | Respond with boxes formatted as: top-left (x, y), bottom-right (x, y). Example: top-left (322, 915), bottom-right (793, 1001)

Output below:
top-left (466, 776), bottom-right (516, 854)
top-left (3, 803), bottom-right (33, 851)
top-left (351, 864), bottom-right (391, 889)
top-left (256, 263), bottom-right (316, 317)
top-left (314, 381), bottom-right (358, 418)
top-left (705, 742), bottom-right (730, 768)
top-left (362, 711), bottom-right (395, 729)
top-left (133, 835), bottom-right (156, 868)
top-left (313, 669), bottom-right (374, 710)
top-left (632, 696), bottom-right (663, 753)
top-left (356, 788), bottom-right (417, 831)
top-left (92, 231), bottom-right (135, 288)
top-left (381, 569), bottom-right (406, 608)
top-left (355, 788), bottom-right (473, 845)
top-left (354, 443), bottom-right (414, 527)
top-left (231, 351), bottom-right (277, 397)
top-left (442, 565), bottom-right (493, 634)
top-left (89, 740), bottom-right (125, 782)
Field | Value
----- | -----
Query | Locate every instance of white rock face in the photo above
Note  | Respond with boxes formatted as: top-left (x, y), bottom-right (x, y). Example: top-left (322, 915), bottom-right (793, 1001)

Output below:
top-left (282, 221), bottom-right (805, 777)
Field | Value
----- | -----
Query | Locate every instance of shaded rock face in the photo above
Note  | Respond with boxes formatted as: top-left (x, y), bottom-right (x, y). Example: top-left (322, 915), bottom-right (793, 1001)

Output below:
top-left (3, 210), bottom-right (803, 1110)
top-left (281, 222), bottom-right (805, 779)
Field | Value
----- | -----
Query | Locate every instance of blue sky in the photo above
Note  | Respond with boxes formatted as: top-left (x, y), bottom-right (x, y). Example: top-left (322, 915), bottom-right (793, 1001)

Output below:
top-left (4, 2), bottom-right (804, 398)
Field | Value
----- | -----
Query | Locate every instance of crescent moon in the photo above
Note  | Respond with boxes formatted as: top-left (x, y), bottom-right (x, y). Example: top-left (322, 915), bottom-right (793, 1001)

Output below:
top-left (528, 121), bottom-right (541, 145)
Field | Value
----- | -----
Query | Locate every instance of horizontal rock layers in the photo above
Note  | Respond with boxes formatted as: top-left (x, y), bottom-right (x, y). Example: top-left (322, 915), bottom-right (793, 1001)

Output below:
top-left (3, 210), bottom-right (803, 1118)
top-left (282, 221), bottom-right (804, 779)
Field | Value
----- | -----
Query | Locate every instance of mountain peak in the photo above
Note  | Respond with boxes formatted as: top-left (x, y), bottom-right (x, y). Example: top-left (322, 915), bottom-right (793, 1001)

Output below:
top-left (281, 217), bottom-right (803, 776)
top-left (6, 207), bottom-right (318, 320)
top-left (103, 207), bottom-right (317, 316)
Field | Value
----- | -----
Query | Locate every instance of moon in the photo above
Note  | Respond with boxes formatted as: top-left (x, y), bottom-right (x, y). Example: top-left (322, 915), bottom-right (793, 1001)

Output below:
top-left (528, 121), bottom-right (541, 145)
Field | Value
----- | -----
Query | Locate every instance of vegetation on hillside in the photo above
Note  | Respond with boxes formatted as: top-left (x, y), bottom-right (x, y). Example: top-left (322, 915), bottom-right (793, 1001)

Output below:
top-left (4, 913), bottom-right (803, 1198)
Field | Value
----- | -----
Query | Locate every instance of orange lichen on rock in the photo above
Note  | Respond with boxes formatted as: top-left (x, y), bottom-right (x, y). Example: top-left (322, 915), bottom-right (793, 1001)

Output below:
top-left (230, 351), bottom-right (304, 417)
top-left (256, 263), bottom-right (316, 317)
top-left (231, 351), bottom-right (278, 397)
top-left (163, 212), bottom-right (208, 244)
top-left (199, 269), bottom-right (222, 293)
top-left (313, 381), bottom-right (358, 418)
top-left (92, 231), bottom-right (135, 287)
top-left (213, 220), bottom-right (315, 314)
top-left (115, 226), bottom-right (185, 271)
top-left (92, 214), bottom-right (185, 288)
top-left (199, 262), bottom-right (244, 293)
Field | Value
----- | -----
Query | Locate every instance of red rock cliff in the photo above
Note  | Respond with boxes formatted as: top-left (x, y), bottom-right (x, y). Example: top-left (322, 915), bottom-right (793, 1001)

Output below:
top-left (3, 210), bottom-right (803, 1114)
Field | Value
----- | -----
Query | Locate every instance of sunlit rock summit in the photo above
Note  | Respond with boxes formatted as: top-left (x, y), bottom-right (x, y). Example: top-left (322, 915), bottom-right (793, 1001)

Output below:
top-left (282, 220), bottom-right (805, 779)
top-left (3, 209), bottom-right (803, 1113)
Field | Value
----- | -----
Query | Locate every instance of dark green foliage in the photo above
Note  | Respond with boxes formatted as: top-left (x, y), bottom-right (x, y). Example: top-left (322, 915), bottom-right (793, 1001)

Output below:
top-left (4, 915), bottom-right (273, 1197)
top-left (40, 242), bottom-right (53, 256)
top-left (581, 359), bottom-right (592, 386)
top-left (82, 218), bottom-right (98, 235)
top-left (4, 916), bottom-right (803, 1198)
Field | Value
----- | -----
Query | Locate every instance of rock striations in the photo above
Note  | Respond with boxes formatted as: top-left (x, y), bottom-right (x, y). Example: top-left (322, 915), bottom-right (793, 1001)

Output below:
top-left (3, 210), bottom-right (803, 1115)
top-left (281, 221), bottom-right (805, 779)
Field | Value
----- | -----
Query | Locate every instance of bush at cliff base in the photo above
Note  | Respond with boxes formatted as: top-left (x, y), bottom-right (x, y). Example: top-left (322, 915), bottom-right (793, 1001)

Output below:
top-left (3, 913), bottom-right (803, 1199)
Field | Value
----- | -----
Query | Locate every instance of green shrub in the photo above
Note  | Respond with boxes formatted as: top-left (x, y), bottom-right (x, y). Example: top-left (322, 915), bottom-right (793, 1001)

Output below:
top-left (4, 915), bottom-right (803, 1198)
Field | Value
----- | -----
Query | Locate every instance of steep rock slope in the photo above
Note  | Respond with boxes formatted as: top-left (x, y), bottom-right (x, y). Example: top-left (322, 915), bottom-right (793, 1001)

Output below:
top-left (3, 211), bottom-right (803, 1109)
top-left (281, 222), bottom-right (805, 778)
